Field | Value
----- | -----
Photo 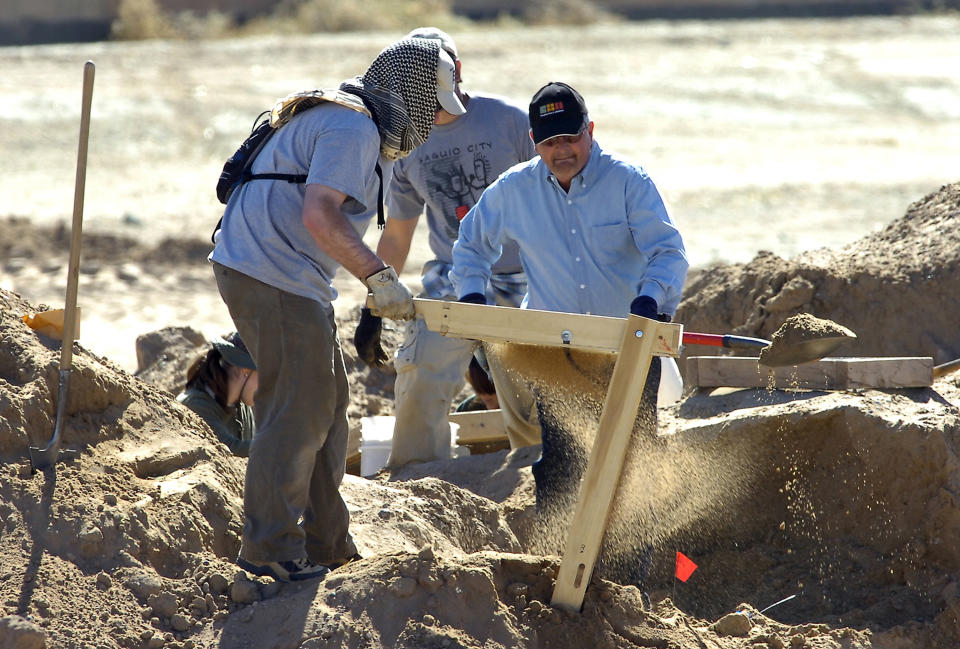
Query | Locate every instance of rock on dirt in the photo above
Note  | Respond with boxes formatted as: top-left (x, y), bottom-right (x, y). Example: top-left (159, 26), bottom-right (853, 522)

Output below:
top-left (134, 326), bottom-right (207, 396)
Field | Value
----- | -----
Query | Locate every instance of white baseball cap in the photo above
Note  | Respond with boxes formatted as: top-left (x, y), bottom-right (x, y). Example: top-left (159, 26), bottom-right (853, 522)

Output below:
top-left (406, 26), bottom-right (458, 59)
top-left (436, 48), bottom-right (465, 115)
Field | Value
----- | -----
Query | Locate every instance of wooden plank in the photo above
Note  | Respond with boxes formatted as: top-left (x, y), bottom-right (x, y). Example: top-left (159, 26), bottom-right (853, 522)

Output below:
top-left (345, 427), bottom-right (362, 476)
top-left (413, 298), bottom-right (683, 357)
top-left (551, 314), bottom-right (665, 612)
top-left (448, 409), bottom-right (507, 444)
top-left (687, 356), bottom-right (934, 389)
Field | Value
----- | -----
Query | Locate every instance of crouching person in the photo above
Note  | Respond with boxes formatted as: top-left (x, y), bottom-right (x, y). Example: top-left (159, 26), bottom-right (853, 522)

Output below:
top-left (177, 332), bottom-right (257, 456)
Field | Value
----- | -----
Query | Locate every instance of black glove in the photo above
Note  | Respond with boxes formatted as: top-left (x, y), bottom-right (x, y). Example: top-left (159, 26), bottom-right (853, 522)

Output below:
top-left (458, 292), bottom-right (487, 305)
top-left (353, 308), bottom-right (388, 368)
top-left (630, 295), bottom-right (658, 320)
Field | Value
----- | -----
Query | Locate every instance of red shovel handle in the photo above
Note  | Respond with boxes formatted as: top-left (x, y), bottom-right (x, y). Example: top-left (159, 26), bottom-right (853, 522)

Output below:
top-left (683, 332), bottom-right (771, 351)
top-left (683, 332), bottom-right (726, 347)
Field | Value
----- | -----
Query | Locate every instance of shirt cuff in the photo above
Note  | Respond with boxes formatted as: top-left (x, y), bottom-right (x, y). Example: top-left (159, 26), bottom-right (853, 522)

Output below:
top-left (458, 276), bottom-right (489, 299)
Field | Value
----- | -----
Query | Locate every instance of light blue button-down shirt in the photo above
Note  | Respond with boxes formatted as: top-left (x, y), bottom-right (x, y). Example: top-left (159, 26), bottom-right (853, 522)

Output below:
top-left (451, 140), bottom-right (688, 317)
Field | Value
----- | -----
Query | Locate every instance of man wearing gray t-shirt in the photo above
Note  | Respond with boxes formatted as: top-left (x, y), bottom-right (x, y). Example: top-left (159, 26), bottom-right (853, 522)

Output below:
top-left (210, 38), bottom-right (464, 582)
top-left (353, 28), bottom-right (541, 467)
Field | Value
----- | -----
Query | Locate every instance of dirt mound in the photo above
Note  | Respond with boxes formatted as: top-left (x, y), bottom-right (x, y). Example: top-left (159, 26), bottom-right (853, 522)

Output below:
top-left (676, 182), bottom-right (960, 366)
top-left (4, 286), bottom-right (960, 648)
top-left (658, 386), bottom-right (960, 640)
top-left (133, 326), bottom-right (208, 396)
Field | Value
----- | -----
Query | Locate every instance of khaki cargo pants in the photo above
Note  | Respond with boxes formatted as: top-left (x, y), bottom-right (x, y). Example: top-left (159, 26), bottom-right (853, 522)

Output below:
top-left (388, 317), bottom-right (541, 468)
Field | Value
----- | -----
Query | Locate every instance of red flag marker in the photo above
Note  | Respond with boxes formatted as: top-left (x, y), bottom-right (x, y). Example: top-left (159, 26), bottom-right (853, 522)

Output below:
top-left (675, 551), bottom-right (698, 582)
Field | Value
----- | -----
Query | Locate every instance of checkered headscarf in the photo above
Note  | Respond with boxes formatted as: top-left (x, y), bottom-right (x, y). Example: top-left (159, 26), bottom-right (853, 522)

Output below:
top-left (340, 38), bottom-right (440, 161)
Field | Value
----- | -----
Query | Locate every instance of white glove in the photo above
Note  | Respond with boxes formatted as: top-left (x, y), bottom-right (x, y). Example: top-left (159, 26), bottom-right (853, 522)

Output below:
top-left (364, 266), bottom-right (415, 320)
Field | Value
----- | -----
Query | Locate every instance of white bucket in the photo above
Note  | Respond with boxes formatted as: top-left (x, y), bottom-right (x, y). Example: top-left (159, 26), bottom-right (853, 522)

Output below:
top-left (359, 416), bottom-right (460, 477)
top-left (658, 357), bottom-right (683, 406)
top-left (359, 416), bottom-right (393, 478)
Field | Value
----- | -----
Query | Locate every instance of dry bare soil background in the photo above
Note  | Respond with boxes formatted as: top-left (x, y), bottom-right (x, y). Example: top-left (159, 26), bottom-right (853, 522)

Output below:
top-left (1, 15), bottom-right (960, 649)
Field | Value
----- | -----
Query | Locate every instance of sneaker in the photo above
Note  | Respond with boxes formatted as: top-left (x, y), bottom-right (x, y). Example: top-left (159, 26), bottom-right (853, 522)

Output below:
top-left (236, 556), bottom-right (330, 582)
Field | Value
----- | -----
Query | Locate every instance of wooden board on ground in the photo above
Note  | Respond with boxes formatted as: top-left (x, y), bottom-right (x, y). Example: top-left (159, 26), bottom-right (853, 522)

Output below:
top-left (449, 409), bottom-right (507, 444)
top-left (346, 428), bottom-right (362, 476)
top-left (413, 298), bottom-right (682, 356)
top-left (686, 356), bottom-right (934, 389)
top-left (348, 411), bottom-right (511, 476)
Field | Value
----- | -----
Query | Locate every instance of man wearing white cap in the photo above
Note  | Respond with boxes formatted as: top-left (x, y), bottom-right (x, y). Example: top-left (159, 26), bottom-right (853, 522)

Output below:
top-left (353, 27), bottom-right (541, 467)
top-left (210, 38), bottom-right (463, 582)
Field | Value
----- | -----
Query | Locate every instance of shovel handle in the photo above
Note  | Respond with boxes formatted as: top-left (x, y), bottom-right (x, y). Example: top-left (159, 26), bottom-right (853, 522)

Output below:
top-left (60, 60), bottom-right (95, 370)
top-left (934, 358), bottom-right (960, 379)
top-left (683, 332), bottom-right (770, 352)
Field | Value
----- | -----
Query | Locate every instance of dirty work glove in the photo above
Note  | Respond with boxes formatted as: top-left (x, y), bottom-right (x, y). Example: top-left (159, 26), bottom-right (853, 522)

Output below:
top-left (630, 296), bottom-right (658, 320)
top-left (353, 308), bottom-right (388, 369)
top-left (458, 293), bottom-right (487, 305)
top-left (364, 266), bottom-right (415, 320)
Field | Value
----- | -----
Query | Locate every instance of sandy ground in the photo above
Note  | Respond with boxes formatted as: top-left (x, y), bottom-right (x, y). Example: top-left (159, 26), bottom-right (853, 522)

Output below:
top-left (1, 15), bottom-right (959, 369)
top-left (1, 15), bottom-right (960, 649)
top-left (1, 182), bottom-right (959, 649)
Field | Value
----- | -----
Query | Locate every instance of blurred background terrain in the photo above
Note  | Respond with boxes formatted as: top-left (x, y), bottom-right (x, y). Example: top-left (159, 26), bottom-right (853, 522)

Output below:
top-left (3, 0), bottom-right (959, 45)
top-left (1, 1), bottom-right (958, 369)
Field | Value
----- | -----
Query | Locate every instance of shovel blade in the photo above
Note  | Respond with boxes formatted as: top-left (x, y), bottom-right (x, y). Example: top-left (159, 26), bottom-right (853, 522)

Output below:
top-left (28, 369), bottom-right (72, 471)
top-left (759, 334), bottom-right (854, 367)
top-left (29, 443), bottom-right (60, 472)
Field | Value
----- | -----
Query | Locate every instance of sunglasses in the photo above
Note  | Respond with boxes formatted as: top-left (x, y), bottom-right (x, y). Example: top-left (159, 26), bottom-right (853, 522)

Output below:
top-left (539, 125), bottom-right (588, 147)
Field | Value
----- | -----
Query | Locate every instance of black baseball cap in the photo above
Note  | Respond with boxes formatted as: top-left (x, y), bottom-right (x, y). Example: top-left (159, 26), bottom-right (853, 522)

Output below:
top-left (212, 332), bottom-right (256, 370)
top-left (528, 82), bottom-right (588, 145)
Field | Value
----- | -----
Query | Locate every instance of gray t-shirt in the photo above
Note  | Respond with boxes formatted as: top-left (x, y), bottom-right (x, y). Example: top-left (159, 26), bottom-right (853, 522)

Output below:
top-left (210, 103), bottom-right (387, 306)
top-left (386, 93), bottom-right (534, 274)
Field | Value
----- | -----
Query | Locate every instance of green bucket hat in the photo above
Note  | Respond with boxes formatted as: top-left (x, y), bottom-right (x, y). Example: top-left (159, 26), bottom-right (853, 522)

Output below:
top-left (211, 332), bottom-right (256, 370)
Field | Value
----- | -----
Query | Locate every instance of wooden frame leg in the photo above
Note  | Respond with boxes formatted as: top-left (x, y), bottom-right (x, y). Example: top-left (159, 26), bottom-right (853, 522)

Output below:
top-left (550, 314), bottom-right (658, 612)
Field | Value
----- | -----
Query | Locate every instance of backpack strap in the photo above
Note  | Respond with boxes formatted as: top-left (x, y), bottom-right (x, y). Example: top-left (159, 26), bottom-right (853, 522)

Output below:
top-left (212, 91), bottom-right (384, 243)
top-left (375, 162), bottom-right (384, 229)
top-left (241, 171), bottom-right (308, 184)
top-left (213, 166), bottom-right (384, 241)
top-left (272, 88), bottom-right (383, 227)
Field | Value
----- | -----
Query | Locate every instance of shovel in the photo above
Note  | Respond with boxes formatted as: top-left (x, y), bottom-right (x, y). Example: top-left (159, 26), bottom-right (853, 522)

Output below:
top-left (29, 61), bottom-right (94, 472)
top-left (682, 330), bottom-right (854, 367)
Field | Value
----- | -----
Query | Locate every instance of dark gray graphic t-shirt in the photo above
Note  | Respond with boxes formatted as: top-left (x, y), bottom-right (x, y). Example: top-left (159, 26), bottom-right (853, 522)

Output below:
top-left (386, 93), bottom-right (535, 274)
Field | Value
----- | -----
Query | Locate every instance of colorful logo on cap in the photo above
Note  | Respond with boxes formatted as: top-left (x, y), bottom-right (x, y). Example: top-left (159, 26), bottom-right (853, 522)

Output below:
top-left (539, 101), bottom-right (564, 116)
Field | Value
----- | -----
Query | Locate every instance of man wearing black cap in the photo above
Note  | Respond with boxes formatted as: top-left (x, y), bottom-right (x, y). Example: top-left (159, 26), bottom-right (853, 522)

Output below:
top-left (450, 81), bottom-right (688, 590)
